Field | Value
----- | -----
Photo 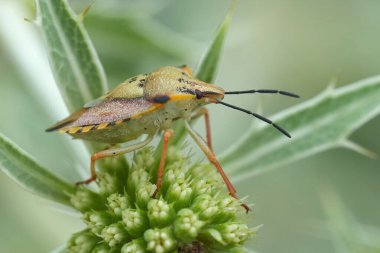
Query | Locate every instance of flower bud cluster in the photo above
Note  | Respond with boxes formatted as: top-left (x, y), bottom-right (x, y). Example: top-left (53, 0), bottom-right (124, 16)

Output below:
top-left (65, 147), bottom-right (254, 252)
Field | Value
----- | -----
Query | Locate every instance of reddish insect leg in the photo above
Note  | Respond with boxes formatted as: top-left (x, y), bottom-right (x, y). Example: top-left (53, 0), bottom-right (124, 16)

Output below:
top-left (192, 107), bottom-right (213, 151)
top-left (152, 129), bottom-right (174, 198)
top-left (184, 120), bottom-right (250, 212)
top-left (76, 133), bottom-right (155, 185)
top-left (179, 64), bottom-right (193, 76)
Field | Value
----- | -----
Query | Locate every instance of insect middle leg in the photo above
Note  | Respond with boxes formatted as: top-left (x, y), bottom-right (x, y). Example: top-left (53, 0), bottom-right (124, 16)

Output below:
top-left (76, 133), bottom-right (155, 185)
top-left (152, 129), bottom-right (174, 198)
top-left (191, 107), bottom-right (213, 151)
top-left (184, 120), bottom-right (250, 212)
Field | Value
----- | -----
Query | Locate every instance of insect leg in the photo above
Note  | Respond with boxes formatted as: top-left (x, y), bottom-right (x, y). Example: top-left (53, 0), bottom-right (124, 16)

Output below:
top-left (191, 107), bottom-right (213, 151)
top-left (184, 120), bottom-right (250, 212)
top-left (178, 64), bottom-right (193, 76)
top-left (76, 133), bottom-right (155, 185)
top-left (152, 129), bottom-right (174, 198)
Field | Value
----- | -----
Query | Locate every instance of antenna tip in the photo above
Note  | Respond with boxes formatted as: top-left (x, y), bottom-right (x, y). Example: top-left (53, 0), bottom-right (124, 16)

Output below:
top-left (273, 123), bottom-right (291, 138)
top-left (284, 131), bottom-right (291, 138)
top-left (279, 91), bottom-right (300, 98)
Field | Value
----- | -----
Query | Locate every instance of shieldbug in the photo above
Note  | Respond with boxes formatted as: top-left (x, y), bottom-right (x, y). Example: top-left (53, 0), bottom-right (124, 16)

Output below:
top-left (46, 65), bottom-right (299, 212)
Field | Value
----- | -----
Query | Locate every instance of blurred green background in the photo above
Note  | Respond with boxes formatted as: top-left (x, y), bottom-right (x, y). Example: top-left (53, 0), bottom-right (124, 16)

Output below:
top-left (1, 0), bottom-right (380, 252)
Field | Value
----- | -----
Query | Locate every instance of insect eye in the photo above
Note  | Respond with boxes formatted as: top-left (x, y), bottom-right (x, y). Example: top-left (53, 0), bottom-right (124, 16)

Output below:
top-left (195, 89), bottom-right (203, 99)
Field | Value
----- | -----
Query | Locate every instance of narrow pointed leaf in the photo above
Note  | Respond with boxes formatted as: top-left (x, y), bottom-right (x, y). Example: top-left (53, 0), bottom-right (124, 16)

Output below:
top-left (220, 75), bottom-right (380, 182)
top-left (35, 0), bottom-right (107, 112)
top-left (171, 1), bottom-right (236, 146)
top-left (196, 0), bottom-right (236, 83)
top-left (0, 133), bottom-right (75, 206)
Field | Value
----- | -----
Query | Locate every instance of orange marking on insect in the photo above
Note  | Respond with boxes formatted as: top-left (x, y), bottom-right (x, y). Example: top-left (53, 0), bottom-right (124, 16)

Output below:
top-left (130, 104), bottom-right (164, 119)
top-left (81, 125), bottom-right (94, 133)
top-left (168, 94), bottom-right (195, 102)
top-left (97, 123), bottom-right (109, 130)
top-left (68, 127), bottom-right (82, 134)
top-left (115, 120), bottom-right (123, 125)
top-left (180, 65), bottom-right (193, 76)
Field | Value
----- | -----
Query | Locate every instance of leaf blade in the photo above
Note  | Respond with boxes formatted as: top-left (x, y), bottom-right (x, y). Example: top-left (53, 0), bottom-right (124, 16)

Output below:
top-left (171, 1), bottom-right (236, 146)
top-left (319, 189), bottom-right (379, 253)
top-left (0, 133), bottom-right (75, 206)
top-left (220, 75), bottom-right (380, 181)
top-left (195, 0), bottom-right (236, 83)
top-left (35, 0), bottom-right (107, 112)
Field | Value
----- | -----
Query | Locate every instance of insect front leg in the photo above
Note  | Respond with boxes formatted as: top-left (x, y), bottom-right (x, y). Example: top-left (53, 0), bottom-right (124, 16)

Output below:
top-left (76, 133), bottom-right (155, 185)
top-left (152, 129), bottom-right (174, 198)
top-left (184, 120), bottom-right (250, 212)
top-left (191, 107), bottom-right (213, 151)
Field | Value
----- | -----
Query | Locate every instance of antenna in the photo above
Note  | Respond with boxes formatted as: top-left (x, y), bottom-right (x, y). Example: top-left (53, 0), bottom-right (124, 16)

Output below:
top-left (225, 89), bottom-right (299, 98)
top-left (217, 101), bottom-right (291, 138)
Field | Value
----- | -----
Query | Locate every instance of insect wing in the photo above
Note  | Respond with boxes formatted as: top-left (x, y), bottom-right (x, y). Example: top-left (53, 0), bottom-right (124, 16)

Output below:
top-left (46, 97), bottom-right (157, 133)
top-left (46, 108), bottom-right (87, 132)
top-left (73, 97), bottom-right (155, 126)
top-left (46, 73), bottom-right (151, 132)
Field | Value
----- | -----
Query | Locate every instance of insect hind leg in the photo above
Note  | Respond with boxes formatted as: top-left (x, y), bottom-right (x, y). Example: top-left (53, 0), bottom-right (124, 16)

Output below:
top-left (76, 133), bottom-right (155, 185)
top-left (152, 129), bottom-right (174, 198)
top-left (184, 120), bottom-right (250, 212)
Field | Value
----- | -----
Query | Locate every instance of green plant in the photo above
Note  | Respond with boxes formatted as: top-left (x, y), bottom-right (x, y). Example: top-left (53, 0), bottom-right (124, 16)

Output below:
top-left (1, 0), bottom-right (380, 252)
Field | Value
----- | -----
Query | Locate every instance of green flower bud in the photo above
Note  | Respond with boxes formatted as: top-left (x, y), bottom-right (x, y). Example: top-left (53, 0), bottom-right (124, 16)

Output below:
top-left (82, 211), bottom-right (115, 235)
top-left (165, 179), bottom-right (193, 210)
top-left (189, 164), bottom-right (219, 183)
top-left (71, 187), bottom-right (105, 212)
top-left (166, 146), bottom-right (182, 160)
top-left (65, 148), bottom-right (253, 252)
top-left (161, 162), bottom-right (188, 194)
top-left (121, 239), bottom-right (148, 253)
top-left (127, 168), bottom-right (150, 196)
top-left (147, 199), bottom-right (174, 228)
top-left (66, 229), bottom-right (100, 253)
top-left (191, 194), bottom-right (219, 221)
top-left (215, 196), bottom-right (241, 223)
top-left (100, 222), bottom-right (130, 248)
top-left (107, 193), bottom-right (130, 216)
top-left (132, 147), bottom-right (154, 169)
top-left (192, 179), bottom-right (216, 196)
top-left (122, 208), bottom-right (148, 238)
top-left (91, 242), bottom-right (112, 253)
top-left (174, 209), bottom-right (204, 242)
top-left (98, 172), bottom-right (122, 196)
top-left (99, 155), bottom-right (129, 179)
top-left (218, 223), bottom-right (253, 246)
top-left (135, 182), bottom-right (155, 210)
top-left (144, 227), bottom-right (177, 253)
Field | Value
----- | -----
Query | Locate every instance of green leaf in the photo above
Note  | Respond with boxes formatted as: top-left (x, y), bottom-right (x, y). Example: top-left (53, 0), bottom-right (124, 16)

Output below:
top-left (196, 0), bottom-right (236, 83)
top-left (0, 133), bottom-right (75, 206)
top-left (171, 0), bottom-right (236, 146)
top-left (220, 75), bottom-right (380, 181)
top-left (319, 189), bottom-right (380, 253)
top-left (35, 0), bottom-right (107, 112)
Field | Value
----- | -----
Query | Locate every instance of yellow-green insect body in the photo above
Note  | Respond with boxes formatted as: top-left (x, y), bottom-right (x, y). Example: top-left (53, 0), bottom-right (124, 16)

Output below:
top-left (47, 65), bottom-right (298, 212)
top-left (47, 66), bottom-right (224, 143)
